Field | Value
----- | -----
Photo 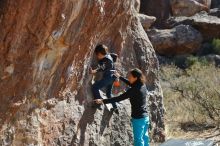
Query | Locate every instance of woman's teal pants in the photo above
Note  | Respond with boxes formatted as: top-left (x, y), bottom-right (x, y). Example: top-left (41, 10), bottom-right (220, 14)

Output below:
top-left (131, 116), bottom-right (150, 146)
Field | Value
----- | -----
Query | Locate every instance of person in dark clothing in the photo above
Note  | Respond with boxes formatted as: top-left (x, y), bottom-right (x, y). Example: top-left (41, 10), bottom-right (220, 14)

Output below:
top-left (94, 68), bottom-right (150, 146)
top-left (90, 44), bottom-right (118, 110)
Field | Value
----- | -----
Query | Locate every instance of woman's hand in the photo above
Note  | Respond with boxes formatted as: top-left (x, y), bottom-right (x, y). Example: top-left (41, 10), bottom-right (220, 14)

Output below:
top-left (114, 71), bottom-right (121, 78)
top-left (94, 99), bottom-right (104, 104)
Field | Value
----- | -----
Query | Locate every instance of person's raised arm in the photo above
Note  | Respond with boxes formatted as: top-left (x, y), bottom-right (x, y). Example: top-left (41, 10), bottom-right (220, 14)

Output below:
top-left (114, 71), bottom-right (131, 86)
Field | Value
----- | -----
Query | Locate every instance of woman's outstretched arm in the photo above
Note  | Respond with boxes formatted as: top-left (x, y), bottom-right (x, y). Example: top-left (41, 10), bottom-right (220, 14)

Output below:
top-left (103, 88), bottom-right (133, 104)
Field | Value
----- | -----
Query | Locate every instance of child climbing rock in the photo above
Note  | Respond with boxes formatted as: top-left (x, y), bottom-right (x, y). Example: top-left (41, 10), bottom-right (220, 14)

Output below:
top-left (94, 68), bottom-right (150, 146)
top-left (90, 44), bottom-right (118, 111)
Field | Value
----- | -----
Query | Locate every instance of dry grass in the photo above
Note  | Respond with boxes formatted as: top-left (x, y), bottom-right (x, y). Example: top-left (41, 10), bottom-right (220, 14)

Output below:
top-left (159, 62), bottom-right (220, 143)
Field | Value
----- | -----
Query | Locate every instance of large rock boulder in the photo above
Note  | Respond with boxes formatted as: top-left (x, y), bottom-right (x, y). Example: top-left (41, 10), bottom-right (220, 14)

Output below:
top-left (0, 0), bottom-right (164, 145)
top-left (166, 12), bottom-right (220, 40)
top-left (170, 0), bottom-right (209, 16)
top-left (139, 0), bottom-right (172, 28)
top-left (147, 25), bottom-right (203, 55)
top-left (138, 14), bottom-right (156, 30)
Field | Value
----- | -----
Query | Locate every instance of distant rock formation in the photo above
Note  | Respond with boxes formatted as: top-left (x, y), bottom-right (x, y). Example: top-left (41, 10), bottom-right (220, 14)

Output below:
top-left (170, 0), bottom-right (209, 16)
top-left (0, 0), bottom-right (164, 145)
top-left (166, 11), bottom-right (220, 40)
top-left (147, 25), bottom-right (203, 55)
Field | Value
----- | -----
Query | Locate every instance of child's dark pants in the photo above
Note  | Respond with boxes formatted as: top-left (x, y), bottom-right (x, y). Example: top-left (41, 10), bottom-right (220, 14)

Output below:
top-left (92, 74), bottom-right (117, 108)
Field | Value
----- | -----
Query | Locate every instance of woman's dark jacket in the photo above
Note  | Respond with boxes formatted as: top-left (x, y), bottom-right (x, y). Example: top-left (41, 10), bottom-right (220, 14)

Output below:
top-left (103, 77), bottom-right (148, 119)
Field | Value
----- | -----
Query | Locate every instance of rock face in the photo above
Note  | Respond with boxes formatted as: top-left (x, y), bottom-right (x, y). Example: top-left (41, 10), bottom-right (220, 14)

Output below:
top-left (147, 25), bottom-right (203, 55)
top-left (0, 0), bottom-right (164, 145)
top-left (170, 0), bottom-right (209, 16)
top-left (139, 0), bottom-right (172, 28)
top-left (166, 12), bottom-right (220, 40)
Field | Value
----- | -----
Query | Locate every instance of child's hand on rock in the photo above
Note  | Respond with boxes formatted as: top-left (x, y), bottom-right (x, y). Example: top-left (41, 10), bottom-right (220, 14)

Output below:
top-left (90, 67), bottom-right (97, 74)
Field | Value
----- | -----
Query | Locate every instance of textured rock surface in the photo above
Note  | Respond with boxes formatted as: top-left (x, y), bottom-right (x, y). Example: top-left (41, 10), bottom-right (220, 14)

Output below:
top-left (166, 12), bottom-right (220, 40)
top-left (138, 14), bottom-right (156, 30)
top-left (170, 0), bottom-right (209, 16)
top-left (0, 0), bottom-right (164, 145)
top-left (139, 0), bottom-right (172, 28)
top-left (147, 25), bottom-right (203, 55)
top-left (209, 8), bottom-right (220, 17)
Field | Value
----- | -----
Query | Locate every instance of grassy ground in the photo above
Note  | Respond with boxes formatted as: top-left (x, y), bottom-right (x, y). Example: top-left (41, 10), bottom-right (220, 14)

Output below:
top-left (159, 61), bottom-right (220, 144)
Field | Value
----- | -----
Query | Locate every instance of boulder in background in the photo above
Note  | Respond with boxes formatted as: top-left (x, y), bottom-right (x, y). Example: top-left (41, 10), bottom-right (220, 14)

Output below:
top-left (147, 25), bottom-right (203, 55)
top-left (170, 0), bottom-right (209, 16)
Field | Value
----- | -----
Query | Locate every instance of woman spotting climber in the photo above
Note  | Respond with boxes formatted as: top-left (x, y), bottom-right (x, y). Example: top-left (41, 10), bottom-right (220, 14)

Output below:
top-left (94, 68), bottom-right (150, 146)
top-left (90, 44), bottom-right (118, 111)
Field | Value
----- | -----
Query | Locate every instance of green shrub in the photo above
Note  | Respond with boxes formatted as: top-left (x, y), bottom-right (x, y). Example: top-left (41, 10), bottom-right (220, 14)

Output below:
top-left (212, 38), bottom-right (220, 54)
top-left (198, 57), bottom-right (209, 66)
top-left (185, 56), bottom-right (198, 67)
top-left (185, 56), bottom-right (209, 67)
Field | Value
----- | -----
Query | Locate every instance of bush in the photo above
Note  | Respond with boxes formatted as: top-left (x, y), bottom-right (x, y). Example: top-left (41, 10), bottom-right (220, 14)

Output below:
top-left (212, 38), bottom-right (220, 55)
top-left (185, 56), bottom-right (209, 67)
top-left (160, 63), bottom-right (220, 133)
top-left (185, 56), bottom-right (198, 67)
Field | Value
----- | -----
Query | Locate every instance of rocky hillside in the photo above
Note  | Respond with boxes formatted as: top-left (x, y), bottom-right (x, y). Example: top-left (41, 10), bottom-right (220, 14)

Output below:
top-left (0, 0), bottom-right (164, 145)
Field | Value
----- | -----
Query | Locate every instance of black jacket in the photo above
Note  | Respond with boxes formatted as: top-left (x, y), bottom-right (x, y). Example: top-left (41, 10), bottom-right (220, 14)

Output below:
top-left (95, 54), bottom-right (117, 76)
top-left (103, 77), bottom-right (148, 119)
